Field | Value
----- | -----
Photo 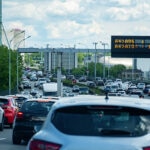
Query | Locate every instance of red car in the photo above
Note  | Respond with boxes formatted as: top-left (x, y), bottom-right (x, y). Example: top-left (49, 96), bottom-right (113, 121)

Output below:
top-left (0, 96), bottom-right (18, 127)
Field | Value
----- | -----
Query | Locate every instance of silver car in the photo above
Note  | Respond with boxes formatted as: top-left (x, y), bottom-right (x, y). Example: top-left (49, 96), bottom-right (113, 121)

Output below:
top-left (27, 95), bottom-right (150, 150)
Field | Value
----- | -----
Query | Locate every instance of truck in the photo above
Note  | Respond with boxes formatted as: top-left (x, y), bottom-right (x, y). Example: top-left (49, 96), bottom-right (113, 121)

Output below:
top-left (42, 83), bottom-right (58, 97)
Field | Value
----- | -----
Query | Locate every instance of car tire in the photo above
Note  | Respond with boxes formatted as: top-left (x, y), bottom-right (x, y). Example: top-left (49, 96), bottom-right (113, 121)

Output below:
top-left (12, 131), bottom-right (22, 144)
top-left (0, 117), bottom-right (4, 131)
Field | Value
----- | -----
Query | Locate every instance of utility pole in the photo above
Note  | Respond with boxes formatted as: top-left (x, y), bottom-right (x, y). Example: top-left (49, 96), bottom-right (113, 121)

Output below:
top-left (93, 42), bottom-right (98, 80)
top-left (100, 42), bottom-right (108, 79)
top-left (0, 0), bottom-right (2, 45)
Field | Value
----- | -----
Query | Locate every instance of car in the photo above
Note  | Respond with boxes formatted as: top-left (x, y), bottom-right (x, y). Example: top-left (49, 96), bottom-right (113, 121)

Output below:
top-left (0, 96), bottom-right (18, 128)
top-left (79, 87), bottom-right (89, 94)
top-left (30, 89), bottom-right (42, 98)
top-left (143, 84), bottom-right (150, 94)
top-left (78, 76), bottom-right (87, 82)
top-left (130, 88), bottom-right (143, 95)
top-left (95, 79), bottom-right (104, 86)
top-left (137, 82), bottom-right (145, 90)
top-left (0, 106), bottom-right (5, 131)
top-left (13, 94), bottom-right (29, 108)
top-left (22, 80), bottom-right (32, 89)
top-left (126, 87), bottom-right (137, 94)
top-left (12, 98), bottom-right (57, 144)
top-left (72, 85), bottom-right (80, 92)
top-left (87, 81), bottom-right (96, 88)
top-left (27, 95), bottom-right (150, 150)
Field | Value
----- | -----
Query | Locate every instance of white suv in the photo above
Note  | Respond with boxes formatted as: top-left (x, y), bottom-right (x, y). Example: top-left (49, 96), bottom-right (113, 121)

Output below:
top-left (0, 106), bottom-right (4, 131)
top-left (27, 95), bottom-right (150, 150)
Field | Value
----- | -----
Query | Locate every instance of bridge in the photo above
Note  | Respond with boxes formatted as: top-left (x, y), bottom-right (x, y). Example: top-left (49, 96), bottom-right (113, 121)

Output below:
top-left (18, 47), bottom-right (111, 53)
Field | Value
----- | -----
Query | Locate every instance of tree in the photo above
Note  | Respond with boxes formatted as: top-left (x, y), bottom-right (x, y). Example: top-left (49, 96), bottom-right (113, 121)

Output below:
top-left (0, 45), bottom-right (23, 94)
top-left (109, 64), bottom-right (126, 78)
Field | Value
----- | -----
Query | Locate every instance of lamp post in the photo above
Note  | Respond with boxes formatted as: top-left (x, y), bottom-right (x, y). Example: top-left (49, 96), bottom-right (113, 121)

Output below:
top-left (93, 42), bottom-right (98, 80)
top-left (15, 35), bottom-right (31, 93)
top-left (100, 41), bottom-right (108, 79)
top-left (8, 30), bottom-right (25, 95)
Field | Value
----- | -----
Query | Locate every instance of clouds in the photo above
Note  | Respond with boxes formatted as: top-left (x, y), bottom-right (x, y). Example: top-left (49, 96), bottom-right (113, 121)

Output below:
top-left (2, 0), bottom-right (150, 47)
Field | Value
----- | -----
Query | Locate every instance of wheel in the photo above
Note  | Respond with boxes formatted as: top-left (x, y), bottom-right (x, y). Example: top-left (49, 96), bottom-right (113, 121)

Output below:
top-left (12, 131), bottom-right (22, 145)
top-left (0, 117), bottom-right (4, 131)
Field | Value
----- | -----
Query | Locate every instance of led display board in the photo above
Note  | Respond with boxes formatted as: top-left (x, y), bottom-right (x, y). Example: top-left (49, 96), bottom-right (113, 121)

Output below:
top-left (111, 36), bottom-right (150, 58)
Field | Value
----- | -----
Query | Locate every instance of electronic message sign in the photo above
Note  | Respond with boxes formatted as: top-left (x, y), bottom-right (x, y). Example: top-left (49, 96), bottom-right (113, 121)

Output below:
top-left (111, 36), bottom-right (150, 58)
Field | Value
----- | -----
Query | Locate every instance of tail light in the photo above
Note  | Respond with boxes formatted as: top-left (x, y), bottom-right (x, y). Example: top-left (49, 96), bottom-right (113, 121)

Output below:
top-left (29, 139), bottom-right (61, 150)
top-left (143, 147), bottom-right (150, 150)
top-left (16, 112), bottom-right (24, 119)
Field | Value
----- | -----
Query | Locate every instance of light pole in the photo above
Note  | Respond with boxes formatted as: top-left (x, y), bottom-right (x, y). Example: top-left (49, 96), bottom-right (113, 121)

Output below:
top-left (15, 35), bottom-right (31, 93)
top-left (93, 42), bottom-right (98, 80)
top-left (8, 30), bottom-right (25, 95)
top-left (100, 41), bottom-right (108, 79)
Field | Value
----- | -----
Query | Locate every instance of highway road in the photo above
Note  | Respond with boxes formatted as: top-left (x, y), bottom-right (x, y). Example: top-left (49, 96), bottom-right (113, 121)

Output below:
top-left (0, 126), bottom-right (27, 150)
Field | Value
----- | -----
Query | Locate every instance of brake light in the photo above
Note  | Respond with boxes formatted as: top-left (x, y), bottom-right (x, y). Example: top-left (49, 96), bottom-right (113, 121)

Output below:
top-left (143, 147), bottom-right (150, 150)
top-left (16, 112), bottom-right (24, 119)
top-left (29, 140), bottom-right (61, 150)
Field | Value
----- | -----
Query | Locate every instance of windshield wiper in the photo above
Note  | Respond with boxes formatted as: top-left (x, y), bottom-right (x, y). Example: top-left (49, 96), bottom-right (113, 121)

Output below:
top-left (98, 128), bottom-right (132, 136)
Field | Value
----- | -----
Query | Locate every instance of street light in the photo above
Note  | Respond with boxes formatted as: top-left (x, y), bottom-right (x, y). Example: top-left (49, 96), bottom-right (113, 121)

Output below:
top-left (15, 35), bottom-right (31, 93)
top-left (93, 42), bottom-right (98, 80)
top-left (8, 30), bottom-right (25, 95)
top-left (100, 41), bottom-right (109, 79)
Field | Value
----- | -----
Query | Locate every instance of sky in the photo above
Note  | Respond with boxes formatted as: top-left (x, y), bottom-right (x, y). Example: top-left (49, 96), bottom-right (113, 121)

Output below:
top-left (2, 0), bottom-right (150, 49)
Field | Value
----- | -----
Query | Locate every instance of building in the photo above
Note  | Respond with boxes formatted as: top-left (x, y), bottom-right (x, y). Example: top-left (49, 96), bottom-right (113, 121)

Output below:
top-left (122, 69), bottom-right (143, 80)
top-left (44, 52), bottom-right (77, 73)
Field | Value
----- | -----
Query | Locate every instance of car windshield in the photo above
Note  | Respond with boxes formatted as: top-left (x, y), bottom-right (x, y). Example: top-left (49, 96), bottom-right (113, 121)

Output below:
top-left (0, 98), bottom-right (8, 106)
top-left (52, 105), bottom-right (150, 137)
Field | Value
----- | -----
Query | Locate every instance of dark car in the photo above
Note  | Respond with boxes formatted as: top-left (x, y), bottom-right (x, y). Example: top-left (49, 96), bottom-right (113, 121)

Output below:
top-left (22, 81), bottom-right (31, 89)
top-left (79, 87), bottom-right (89, 94)
top-left (143, 85), bottom-right (150, 94)
top-left (12, 98), bottom-right (57, 144)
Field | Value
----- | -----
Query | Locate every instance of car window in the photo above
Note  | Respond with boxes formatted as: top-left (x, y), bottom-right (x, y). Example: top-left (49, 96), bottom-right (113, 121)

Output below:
top-left (52, 105), bottom-right (150, 137)
top-left (0, 98), bottom-right (8, 106)
top-left (21, 101), bottom-right (54, 114)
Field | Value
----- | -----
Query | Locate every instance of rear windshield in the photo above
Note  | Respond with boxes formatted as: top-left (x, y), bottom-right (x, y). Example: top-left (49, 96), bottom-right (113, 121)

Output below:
top-left (0, 98), bottom-right (8, 106)
top-left (43, 92), bottom-right (57, 97)
top-left (52, 105), bottom-right (150, 137)
top-left (21, 101), bottom-right (55, 114)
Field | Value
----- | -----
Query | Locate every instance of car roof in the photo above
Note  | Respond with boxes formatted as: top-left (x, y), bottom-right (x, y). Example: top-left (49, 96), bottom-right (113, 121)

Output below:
top-left (26, 97), bottom-right (59, 103)
top-left (51, 95), bottom-right (150, 111)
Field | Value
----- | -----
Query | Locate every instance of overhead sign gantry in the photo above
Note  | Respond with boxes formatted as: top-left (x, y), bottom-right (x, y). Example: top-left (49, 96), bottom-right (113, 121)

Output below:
top-left (111, 36), bottom-right (150, 58)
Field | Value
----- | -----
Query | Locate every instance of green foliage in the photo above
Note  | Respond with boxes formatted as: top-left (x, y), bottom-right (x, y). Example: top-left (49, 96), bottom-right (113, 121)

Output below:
top-left (109, 64), bottom-right (126, 78)
top-left (0, 45), bottom-right (23, 93)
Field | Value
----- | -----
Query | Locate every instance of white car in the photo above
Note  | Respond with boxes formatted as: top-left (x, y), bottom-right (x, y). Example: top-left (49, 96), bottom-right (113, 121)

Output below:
top-left (27, 95), bottom-right (150, 150)
top-left (0, 106), bottom-right (4, 131)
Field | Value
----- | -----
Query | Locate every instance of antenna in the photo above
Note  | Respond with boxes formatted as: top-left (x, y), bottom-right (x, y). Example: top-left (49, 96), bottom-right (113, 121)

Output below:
top-left (105, 89), bottom-right (109, 101)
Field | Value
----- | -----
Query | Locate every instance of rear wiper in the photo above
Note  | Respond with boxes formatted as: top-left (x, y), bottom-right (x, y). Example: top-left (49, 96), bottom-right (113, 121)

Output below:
top-left (98, 128), bottom-right (132, 136)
